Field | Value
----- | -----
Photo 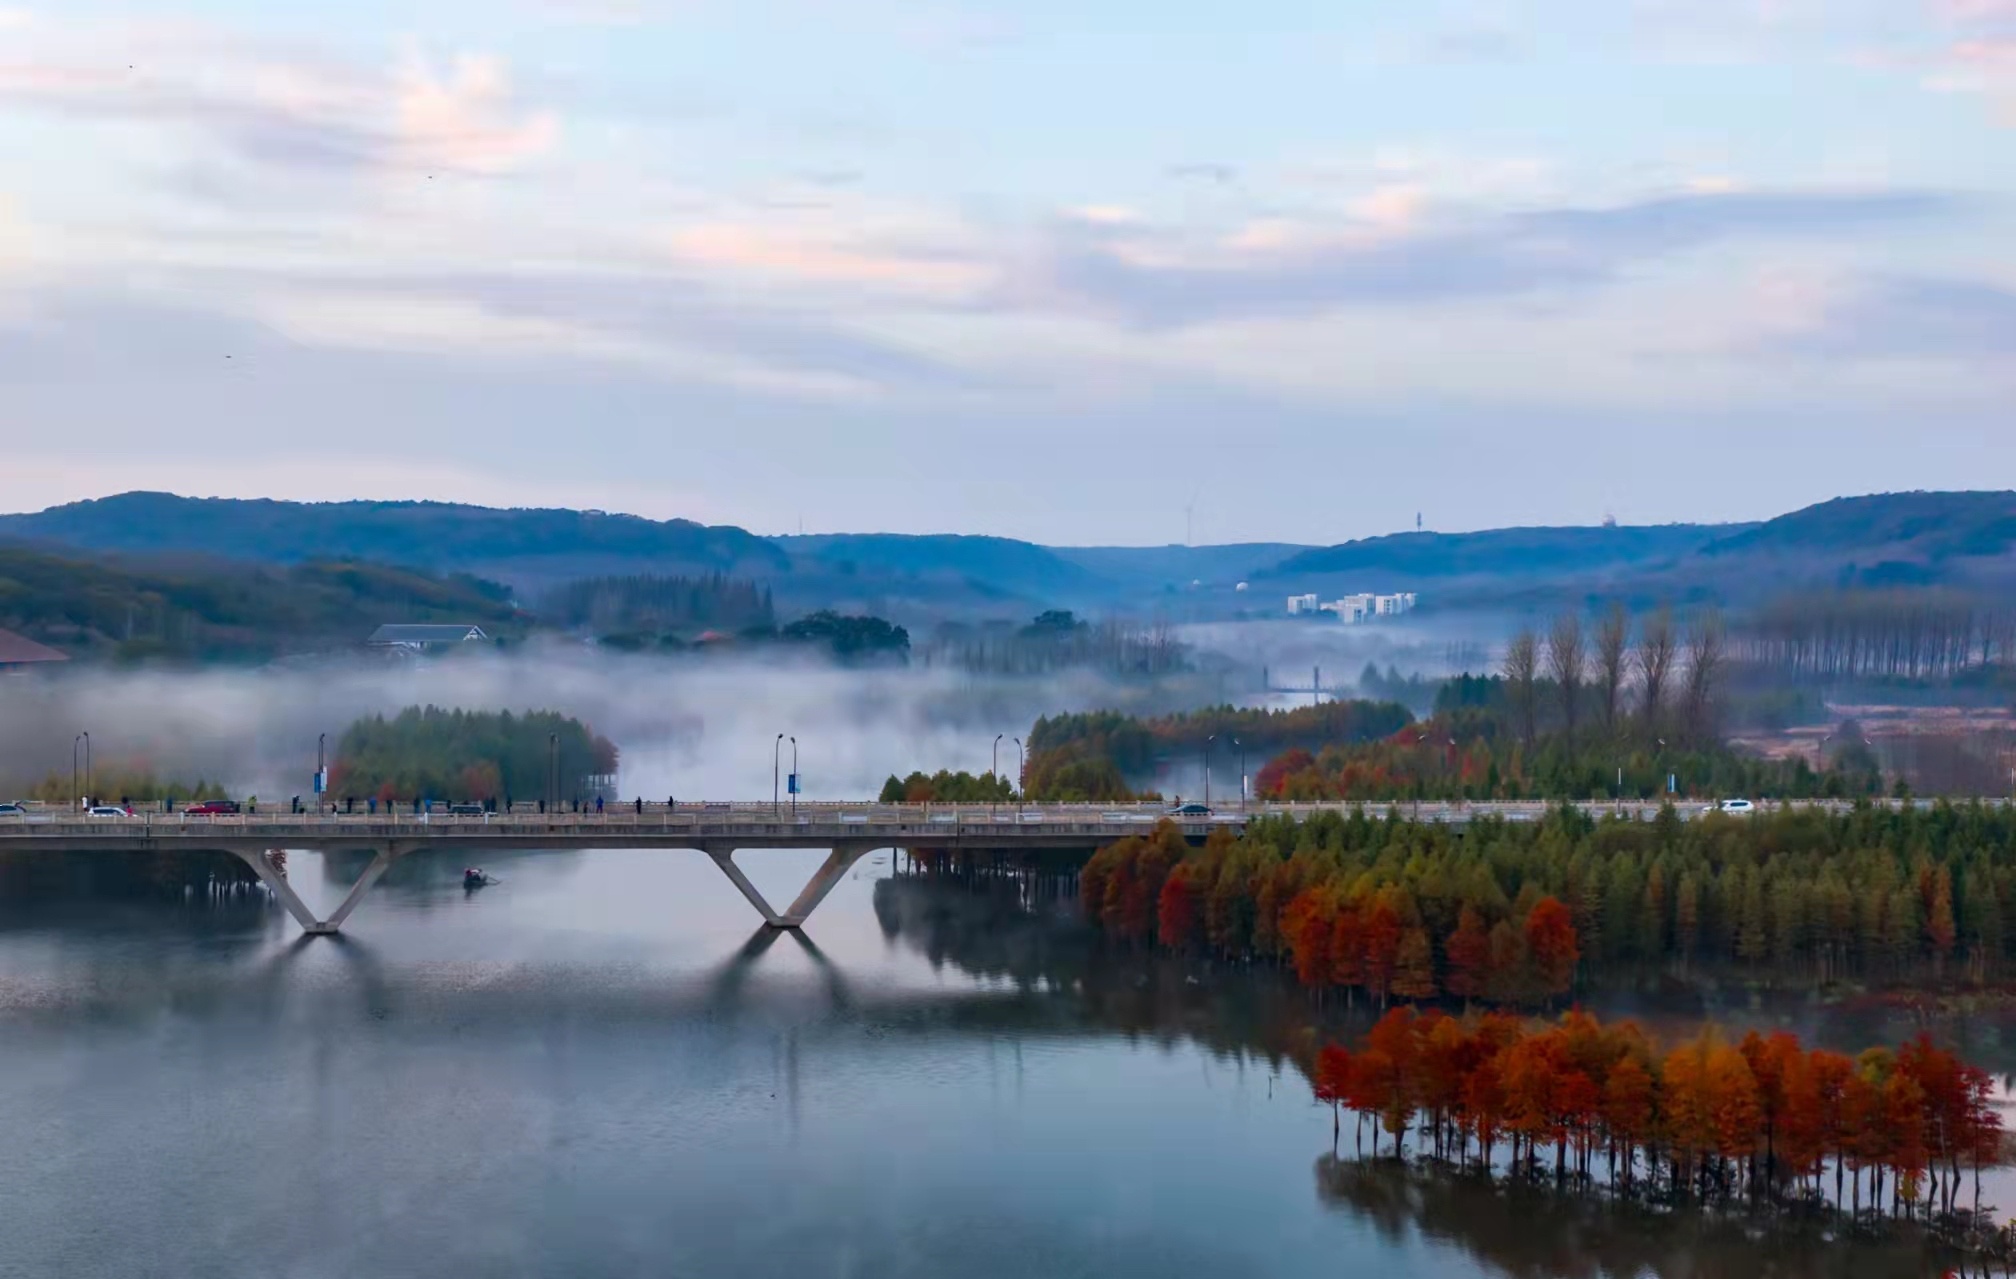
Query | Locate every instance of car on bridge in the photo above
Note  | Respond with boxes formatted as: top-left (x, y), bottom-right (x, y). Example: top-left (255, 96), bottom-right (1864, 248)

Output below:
top-left (446, 803), bottom-right (486, 816)
top-left (87, 805), bottom-right (134, 817)
top-left (0, 802), bottom-right (25, 816)
top-left (184, 799), bottom-right (241, 815)
top-left (1167, 803), bottom-right (1213, 817)
top-left (1704, 799), bottom-right (1756, 815)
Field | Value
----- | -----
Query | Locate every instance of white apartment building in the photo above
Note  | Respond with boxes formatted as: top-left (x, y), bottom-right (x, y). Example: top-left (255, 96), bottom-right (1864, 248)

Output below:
top-left (1287, 592), bottom-right (1417, 623)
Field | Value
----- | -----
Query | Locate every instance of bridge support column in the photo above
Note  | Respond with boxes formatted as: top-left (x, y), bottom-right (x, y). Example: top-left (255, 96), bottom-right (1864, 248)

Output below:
top-left (706, 845), bottom-right (873, 929)
top-left (229, 844), bottom-right (402, 936)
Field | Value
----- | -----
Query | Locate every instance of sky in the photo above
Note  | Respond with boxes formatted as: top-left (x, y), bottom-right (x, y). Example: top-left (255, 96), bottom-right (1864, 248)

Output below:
top-left (2, 0), bottom-right (2012, 545)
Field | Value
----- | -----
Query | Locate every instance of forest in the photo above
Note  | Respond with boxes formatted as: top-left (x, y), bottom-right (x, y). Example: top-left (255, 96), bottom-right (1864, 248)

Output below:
top-left (1737, 588), bottom-right (2016, 684)
top-left (327, 706), bottom-right (618, 804)
top-left (1079, 803), bottom-right (2016, 999)
top-left (918, 611), bottom-right (1189, 678)
top-left (541, 572), bottom-right (774, 642)
top-left (877, 770), bottom-right (1016, 803)
top-left (0, 547), bottom-right (520, 660)
top-left (1025, 700), bottom-right (1414, 801)
top-left (1310, 1008), bottom-right (2003, 1233)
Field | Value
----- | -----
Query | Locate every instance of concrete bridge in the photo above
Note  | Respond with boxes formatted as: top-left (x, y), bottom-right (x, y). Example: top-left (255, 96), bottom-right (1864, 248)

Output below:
top-left (0, 798), bottom-right (1982, 935)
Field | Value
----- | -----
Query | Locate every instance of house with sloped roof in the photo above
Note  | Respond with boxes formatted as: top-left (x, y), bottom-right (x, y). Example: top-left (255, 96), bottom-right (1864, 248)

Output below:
top-left (0, 628), bottom-right (69, 672)
top-left (366, 623), bottom-right (490, 654)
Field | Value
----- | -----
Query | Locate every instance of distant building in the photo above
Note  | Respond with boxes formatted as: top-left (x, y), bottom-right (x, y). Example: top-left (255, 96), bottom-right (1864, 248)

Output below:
top-left (1287, 593), bottom-right (1417, 624)
top-left (366, 624), bottom-right (490, 655)
top-left (0, 628), bottom-right (69, 673)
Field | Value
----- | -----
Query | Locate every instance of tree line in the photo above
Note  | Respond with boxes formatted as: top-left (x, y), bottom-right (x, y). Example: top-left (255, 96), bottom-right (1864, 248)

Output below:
top-left (542, 572), bottom-right (774, 641)
top-left (1077, 803), bottom-right (2016, 995)
top-left (920, 611), bottom-right (1189, 678)
top-left (1026, 701), bottom-right (1413, 801)
top-left (328, 706), bottom-right (618, 803)
top-left (877, 769), bottom-right (1016, 803)
top-left (1500, 604), bottom-right (1726, 750)
top-left (1250, 721), bottom-right (1880, 803)
top-left (1736, 588), bottom-right (2016, 684)
top-left (1312, 1008), bottom-right (2002, 1229)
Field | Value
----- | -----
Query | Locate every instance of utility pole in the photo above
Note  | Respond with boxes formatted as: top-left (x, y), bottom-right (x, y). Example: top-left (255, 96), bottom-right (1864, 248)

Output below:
top-left (774, 733), bottom-right (785, 814)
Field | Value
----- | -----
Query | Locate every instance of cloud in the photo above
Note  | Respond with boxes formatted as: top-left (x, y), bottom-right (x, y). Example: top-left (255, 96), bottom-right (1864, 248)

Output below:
top-left (1165, 163), bottom-right (1237, 185)
top-left (1021, 189), bottom-right (1962, 328)
top-left (0, 29), bottom-right (556, 177)
top-left (1773, 275), bottom-right (2016, 359)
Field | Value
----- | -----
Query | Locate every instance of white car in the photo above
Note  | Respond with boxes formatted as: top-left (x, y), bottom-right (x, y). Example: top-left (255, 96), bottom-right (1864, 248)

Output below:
top-left (1707, 799), bottom-right (1756, 815)
top-left (87, 805), bottom-right (134, 817)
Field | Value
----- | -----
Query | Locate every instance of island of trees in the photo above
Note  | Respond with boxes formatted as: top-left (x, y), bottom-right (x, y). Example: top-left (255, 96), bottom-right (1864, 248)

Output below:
top-left (1312, 1008), bottom-right (2005, 1246)
top-left (328, 706), bottom-right (618, 804)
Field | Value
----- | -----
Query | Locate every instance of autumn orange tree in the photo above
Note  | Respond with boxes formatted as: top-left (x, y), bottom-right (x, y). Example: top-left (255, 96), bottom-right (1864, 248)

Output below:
top-left (1307, 1008), bottom-right (2002, 1226)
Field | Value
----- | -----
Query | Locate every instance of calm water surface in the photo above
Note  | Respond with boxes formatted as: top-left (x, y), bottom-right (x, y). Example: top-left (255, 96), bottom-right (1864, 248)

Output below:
top-left (0, 849), bottom-right (1970, 1277)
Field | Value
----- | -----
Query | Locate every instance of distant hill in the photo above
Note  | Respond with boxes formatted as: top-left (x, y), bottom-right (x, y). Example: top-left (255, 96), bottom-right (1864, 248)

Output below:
top-left (0, 493), bottom-right (787, 582)
top-left (8, 490), bottom-right (2016, 623)
top-left (1266, 524), bottom-right (1735, 584)
top-left (1700, 492), bottom-right (2016, 563)
top-left (0, 546), bottom-right (522, 660)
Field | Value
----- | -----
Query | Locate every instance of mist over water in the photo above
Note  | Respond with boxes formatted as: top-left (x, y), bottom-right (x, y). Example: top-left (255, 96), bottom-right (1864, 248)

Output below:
top-left (0, 646), bottom-right (1229, 801)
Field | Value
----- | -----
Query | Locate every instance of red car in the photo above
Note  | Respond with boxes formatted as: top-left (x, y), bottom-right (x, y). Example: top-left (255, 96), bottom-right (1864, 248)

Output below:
top-left (184, 800), bottom-right (241, 815)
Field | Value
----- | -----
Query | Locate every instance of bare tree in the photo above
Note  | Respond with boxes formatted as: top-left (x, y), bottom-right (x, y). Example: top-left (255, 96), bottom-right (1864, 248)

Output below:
top-left (1546, 613), bottom-right (1586, 747)
top-left (1636, 608), bottom-right (1677, 735)
top-left (1504, 629), bottom-right (1539, 747)
top-left (1681, 610), bottom-right (1726, 745)
top-left (1594, 603), bottom-right (1629, 739)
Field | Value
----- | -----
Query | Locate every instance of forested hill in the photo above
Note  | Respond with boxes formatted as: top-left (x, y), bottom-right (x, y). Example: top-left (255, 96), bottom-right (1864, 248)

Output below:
top-left (0, 546), bottom-right (521, 660)
top-left (0, 493), bottom-right (787, 581)
top-left (6, 489), bottom-right (2014, 617)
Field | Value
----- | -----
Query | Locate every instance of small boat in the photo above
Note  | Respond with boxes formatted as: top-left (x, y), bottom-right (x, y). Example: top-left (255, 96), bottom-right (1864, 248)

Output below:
top-left (463, 867), bottom-right (491, 889)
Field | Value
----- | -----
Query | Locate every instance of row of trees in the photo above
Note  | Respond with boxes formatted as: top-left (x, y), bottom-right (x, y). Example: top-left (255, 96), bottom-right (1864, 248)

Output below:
top-left (1312, 1008), bottom-right (2001, 1224)
top-left (542, 572), bottom-right (774, 639)
top-left (877, 770), bottom-right (1016, 803)
top-left (1025, 701), bottom-right (1413, 801)
top-left (921, 611), bottom-right (1189, 678)
top-left (1739, 588), bottom-right (2016, 683)
top-left (1249, 724), bottom-right (1881, 803)
top-left (328, 706), bottom-right (618, 803)
top-left (1502, 606), bottom-right (1725, 750)
top-left (1079, 804), bottom-right (2016, 991)
top-left (1081, 823), bottom-right (1581, 1007)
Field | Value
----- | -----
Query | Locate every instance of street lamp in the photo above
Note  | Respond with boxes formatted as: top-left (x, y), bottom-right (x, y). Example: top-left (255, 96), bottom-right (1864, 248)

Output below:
top-left (790, 736), bottom-right (798, 814)
top-left (1204, 735), bottom-right (1215, 809)
top-left (1232, 736), bottom-right (1245, 811)
top-left (317, 732), bottom-right (327, 811)
top-left (548, 733), bottom-right (560, 812)
top-left (1013, 737), bottom-right (1024, 808)
top-left (73, 731), bottom-right (90, 810)
top-left (993, 733), bottom-right (1005, 813)
top-left (774, 733), bottom-right (785, 813)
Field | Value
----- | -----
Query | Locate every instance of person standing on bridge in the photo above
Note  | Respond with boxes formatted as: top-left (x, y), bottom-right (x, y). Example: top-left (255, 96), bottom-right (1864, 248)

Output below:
top-left (595, 795), bottom-right (604, 814)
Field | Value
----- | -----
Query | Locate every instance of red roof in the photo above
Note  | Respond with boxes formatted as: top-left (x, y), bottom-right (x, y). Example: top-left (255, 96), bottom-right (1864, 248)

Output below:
top-left (0, 629), bottom-right (69, 664)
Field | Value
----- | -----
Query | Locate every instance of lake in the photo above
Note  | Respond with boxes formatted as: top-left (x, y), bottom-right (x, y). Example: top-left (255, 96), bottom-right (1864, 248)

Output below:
top-left (0, 847), bottom-right (1974, 1277)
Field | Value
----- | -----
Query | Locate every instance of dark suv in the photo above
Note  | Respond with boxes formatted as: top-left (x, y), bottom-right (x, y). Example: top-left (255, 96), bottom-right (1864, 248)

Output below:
top-left (185, 799), bottom-right (242, 815)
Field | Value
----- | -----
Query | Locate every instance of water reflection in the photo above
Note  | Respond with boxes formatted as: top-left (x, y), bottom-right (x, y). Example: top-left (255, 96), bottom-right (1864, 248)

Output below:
top-left (0, 853), bottom-right (1992, 1278)
top-left (1315, 1157), bottom-right (1948, 1279)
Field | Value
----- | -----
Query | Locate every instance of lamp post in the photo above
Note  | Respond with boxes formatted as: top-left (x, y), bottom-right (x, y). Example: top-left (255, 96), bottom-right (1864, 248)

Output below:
top-left (1232, 736), bottom-right (1244, 812)
top-left (790, 736), bottom-right (798, 814)
top-left (317, 732), bottom-right (327, 811)
top-left (1204, 735), bottom-right (1215, 809)
top-left (1013, 737), bottom-right (1024, 809)
top-left (73, 731), bottom-right (90, 810)
top-left (993, 733), bottom-right (1005, 813)
top-left (774, 733), bottom-right (785, 814)
top-left (548, 733), bottom-right (559, 812)
top-left (1656, 738), bottom-right (1668, 798)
